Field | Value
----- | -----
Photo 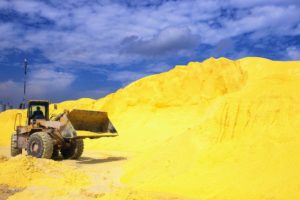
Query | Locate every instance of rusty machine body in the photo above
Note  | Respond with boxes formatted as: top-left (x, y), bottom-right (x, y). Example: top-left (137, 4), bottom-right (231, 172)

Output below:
top-left (11, 100), bottom-right (118, 159)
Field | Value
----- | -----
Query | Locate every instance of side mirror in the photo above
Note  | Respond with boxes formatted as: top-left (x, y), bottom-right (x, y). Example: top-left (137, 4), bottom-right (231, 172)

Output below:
top-left (54, 104), bottom-right (58, 110)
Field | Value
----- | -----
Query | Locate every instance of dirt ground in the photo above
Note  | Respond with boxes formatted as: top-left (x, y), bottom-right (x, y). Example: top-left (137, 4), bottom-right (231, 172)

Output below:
top-left (0, 147), bottom-right (129, 199)
top-left (0, 185), bottom-right (23, 200)
top-left (0, 147), bottom-right (194, 200)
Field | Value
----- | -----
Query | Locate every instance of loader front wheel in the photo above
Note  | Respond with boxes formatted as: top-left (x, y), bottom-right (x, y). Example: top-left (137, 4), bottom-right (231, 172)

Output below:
top-left (11, 134), bottom-right (22, 157)
top-left (61, 139), bottom-right (84, 160)
top-left (51, 149), bottom-right (60, 160)
top-left (27, 132), bottom-right (53, 159)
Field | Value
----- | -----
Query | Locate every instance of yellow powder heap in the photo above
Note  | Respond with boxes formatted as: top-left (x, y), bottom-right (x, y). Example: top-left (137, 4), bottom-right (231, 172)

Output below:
top-left (0, 155), bottom-right (90, 200)
top-left (100, 57), bottom-right (300, 199)
top-left (0, 155), bottom-right (89, 187)
top-left (0, 57), bottom-right (300, 199)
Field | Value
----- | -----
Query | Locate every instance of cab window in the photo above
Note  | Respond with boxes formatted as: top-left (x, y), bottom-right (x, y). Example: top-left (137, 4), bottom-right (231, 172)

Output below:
top-left (29, 105), bottom-right (46, 119)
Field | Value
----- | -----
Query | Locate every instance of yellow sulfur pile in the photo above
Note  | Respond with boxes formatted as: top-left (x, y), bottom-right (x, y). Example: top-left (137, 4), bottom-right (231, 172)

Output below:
top-left (101, 57), bottom-right (300, 199)
top-left (0, 155), bottom-right (89, 188)
top-left (0, 57), bottom-right (300, 199)
top-left (0, 155), bottom-right (90, 199)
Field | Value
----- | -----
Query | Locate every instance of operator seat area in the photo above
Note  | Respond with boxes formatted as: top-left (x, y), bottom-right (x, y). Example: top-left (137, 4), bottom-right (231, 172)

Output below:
top-left (27, 101), bottom-right (49, 124)
top-left (31, 106), bottom-right (45, 119)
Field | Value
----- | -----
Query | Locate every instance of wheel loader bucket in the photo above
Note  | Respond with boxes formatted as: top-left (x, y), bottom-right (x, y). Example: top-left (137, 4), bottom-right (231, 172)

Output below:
top-left (67, 109), bottom-right (117, 134)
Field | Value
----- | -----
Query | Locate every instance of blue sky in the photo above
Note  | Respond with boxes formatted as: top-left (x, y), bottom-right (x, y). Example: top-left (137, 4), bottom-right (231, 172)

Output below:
top-left (0, 0), bottom-right (299, 106)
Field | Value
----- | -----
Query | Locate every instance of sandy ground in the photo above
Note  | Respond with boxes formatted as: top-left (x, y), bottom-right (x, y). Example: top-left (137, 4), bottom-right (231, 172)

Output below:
top-left (0, 147), bottom-right (129, 199)
top-left (0, 148), bottom-right (195, 200)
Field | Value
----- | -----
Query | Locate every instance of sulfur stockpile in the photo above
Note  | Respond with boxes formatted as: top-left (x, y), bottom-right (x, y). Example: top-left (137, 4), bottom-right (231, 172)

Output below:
top-left (0, 155), bottom-right (90, 199)
top-left (0, 57), bottom-right (300, 199)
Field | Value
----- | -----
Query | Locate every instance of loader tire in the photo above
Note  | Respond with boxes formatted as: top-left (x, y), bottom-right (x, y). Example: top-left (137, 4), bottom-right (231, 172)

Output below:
top-left (27, 132), bottom-right (53, 159)
top-left (61, 139), bottom-right (84, 160)
top-left (11, 134), bottom-right (22, 157)
top-left (51, 149), bottom-right (60, 160)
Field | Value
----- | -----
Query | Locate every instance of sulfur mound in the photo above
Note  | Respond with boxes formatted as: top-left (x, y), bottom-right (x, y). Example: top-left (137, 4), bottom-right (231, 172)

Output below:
top-left (0, 155), bottom-right (90, 199)
top-left (0, 57), bottom-right (300, 199)
top-left (96, 57), bottom-right (300, 199)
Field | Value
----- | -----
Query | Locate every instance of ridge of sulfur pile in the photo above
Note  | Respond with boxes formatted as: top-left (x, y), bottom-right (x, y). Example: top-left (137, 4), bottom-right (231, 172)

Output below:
top-left (0, 57), bottom-right (300, 199)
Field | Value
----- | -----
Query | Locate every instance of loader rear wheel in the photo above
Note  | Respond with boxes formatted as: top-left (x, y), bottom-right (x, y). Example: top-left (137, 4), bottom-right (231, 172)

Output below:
top-left (27, 132), bottom-right (53, 159)
top-left (11, 134), bottom-right (22, 157)
top-left (61, 139), bottom-right (84, 160)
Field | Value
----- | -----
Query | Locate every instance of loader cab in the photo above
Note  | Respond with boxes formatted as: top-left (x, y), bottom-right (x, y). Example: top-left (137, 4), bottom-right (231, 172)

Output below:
top-left (27, 100), bottom-right (49, 124)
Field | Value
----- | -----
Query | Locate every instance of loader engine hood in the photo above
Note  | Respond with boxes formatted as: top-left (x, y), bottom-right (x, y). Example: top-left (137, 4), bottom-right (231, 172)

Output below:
top-left (67, 109), bottom-right (117, 133)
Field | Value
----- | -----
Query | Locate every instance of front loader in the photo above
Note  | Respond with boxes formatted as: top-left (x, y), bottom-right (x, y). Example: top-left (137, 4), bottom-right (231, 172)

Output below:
top-left (11, 100), bottom-right (118, 159)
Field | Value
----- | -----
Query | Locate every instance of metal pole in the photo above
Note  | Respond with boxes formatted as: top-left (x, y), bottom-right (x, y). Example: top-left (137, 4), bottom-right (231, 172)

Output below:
top-left (23, 59), bottom-right (28, 107)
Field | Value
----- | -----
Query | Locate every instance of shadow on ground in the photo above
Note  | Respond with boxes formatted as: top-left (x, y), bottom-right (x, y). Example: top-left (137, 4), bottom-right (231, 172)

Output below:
top-left (76, 156), bottom-right (127, 164)
top-left (0, 184), bottom-right (23, 200)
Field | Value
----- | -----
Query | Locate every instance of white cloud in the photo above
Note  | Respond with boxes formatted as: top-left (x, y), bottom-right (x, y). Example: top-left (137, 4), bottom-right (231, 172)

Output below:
top-left (0, 0), bottom-right (299, 74)
top-left (287, 47), bottom-right (300, 60)
top-left (122, 26), bottom-right (200, 56)
top-left (0, 80), bottom-right (18, 91)
top-left (28, 69), bottom-right (76, 96)
top-left (145, 62), bottom-right (172, 73)
top-left (0, 0), bottom-right (66, 21)
top-left (0, 69), bottom-right (76, 106)
top-left (0, 23), bottom-right (20, 49)
top-left (227, 0), bottom-right (300, 8)
top-left (0, 0), bottom-right (221, 66)
top-left (198, 5), bottom-right (300, 44)
top-left (107, 71), bottom-right (150, 85)
top-left (0, 80), bottom-right (23, 106)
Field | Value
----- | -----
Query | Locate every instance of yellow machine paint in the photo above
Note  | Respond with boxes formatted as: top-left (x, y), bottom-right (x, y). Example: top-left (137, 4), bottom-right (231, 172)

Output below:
top-left (11, 100), bottom-right (118, 159)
